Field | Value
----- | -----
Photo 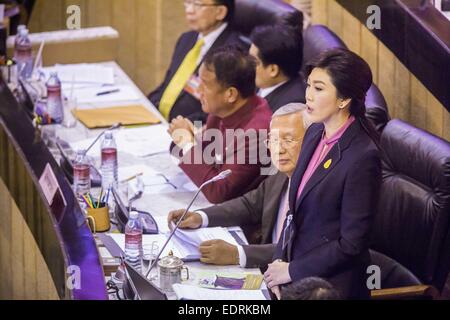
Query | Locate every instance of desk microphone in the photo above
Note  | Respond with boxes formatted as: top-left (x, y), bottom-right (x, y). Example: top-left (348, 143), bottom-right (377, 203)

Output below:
top-left (144, 169), bottom-right (232, 279)
top-left (82, 122), bottom-right (121, 155)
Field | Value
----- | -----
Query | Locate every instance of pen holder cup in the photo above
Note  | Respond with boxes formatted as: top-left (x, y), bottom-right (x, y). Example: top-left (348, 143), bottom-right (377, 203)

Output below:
top-left (86, 202), bottom-right (110, 233)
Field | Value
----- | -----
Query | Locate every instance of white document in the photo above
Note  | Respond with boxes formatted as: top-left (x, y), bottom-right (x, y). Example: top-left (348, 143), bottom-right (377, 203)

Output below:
top-left (118, 164), bottom-right (160, 183)
top-left (107, 233), bottom-right (182, 258)
top-left (172, 284), bottom-right (268, 300)
top-left (171, 224), bottom-right (239, 260)
top-left (108, 225), bottom-right (238, 261)
top-left (68, 125), bottom-right (172, 158)
top-left (41, 64), bottom-right (115, 85)
top-left (115, 125), bottom-right (172, 157)
top-left (69, 84), bottom-right (140, 103)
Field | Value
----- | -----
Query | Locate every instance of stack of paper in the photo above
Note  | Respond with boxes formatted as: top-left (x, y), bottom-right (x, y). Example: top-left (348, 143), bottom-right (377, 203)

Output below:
top-left (69, 124), bottom-right (171, 157)
top-left (69, 85), bottom-right (140, 104)
top-left (171, 224), bottom-right (239, 261)
top-left (41, 64), bottom-right (115, 85)
top-left (107, 226), bottom-right (239, 261)
top-left (172, 284), bottom-right (268, 300)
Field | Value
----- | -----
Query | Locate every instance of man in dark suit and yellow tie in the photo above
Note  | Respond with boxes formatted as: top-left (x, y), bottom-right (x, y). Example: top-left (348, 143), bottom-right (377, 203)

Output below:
top-left (148, 0), bottom-right (246, 122)
top-left (168, 103), bottom-right (310, 268)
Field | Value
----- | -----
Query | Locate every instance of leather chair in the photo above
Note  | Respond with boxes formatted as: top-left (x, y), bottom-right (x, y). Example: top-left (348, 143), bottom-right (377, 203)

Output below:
top-left (302, 24), bottom-right (390, 132)
top-left (370, 119), bottom-right (450, 299)
top-left (232, 0), bottom-right (303, 37)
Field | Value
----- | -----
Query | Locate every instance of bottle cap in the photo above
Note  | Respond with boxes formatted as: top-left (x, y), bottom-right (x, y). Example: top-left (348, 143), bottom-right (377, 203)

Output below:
top-left (129, 211), bottom-right (139, 219)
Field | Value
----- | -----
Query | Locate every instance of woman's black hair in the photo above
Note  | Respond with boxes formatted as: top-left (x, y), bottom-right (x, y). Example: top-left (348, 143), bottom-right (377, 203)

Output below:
top-left (304, 48), bottom-right (380, 147)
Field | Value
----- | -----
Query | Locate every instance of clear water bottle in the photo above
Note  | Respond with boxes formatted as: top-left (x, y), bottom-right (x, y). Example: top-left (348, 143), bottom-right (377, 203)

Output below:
top-left (73, 150), bottom-right (91, 202)
top-left (125, 210), bottom-right (143, 272)
top-left (101, 131), bottom-right (118, 190)
top-left (46, 72), bottom-right (64, 124)
top-left (14, 25), bottom-right (26, 48)
top-left (14, 28), bottom-right (33, 79)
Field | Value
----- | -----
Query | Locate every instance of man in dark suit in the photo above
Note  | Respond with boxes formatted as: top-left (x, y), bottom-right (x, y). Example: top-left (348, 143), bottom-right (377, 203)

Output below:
top-left (168, 103), bottom-right (309, 268)
top-left (249, 24), bottom-right (305, 112)
top-left (148, 0), bottom-right (246, 122)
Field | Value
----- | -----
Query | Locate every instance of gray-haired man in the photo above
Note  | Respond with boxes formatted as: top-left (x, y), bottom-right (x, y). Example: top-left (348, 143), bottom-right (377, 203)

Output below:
top-left (168, 103), bottom-right (310, 268)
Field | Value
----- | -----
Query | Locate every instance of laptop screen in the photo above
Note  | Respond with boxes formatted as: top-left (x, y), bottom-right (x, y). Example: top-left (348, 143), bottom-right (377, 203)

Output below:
top-left (124, 261), bottom-right (167, 300)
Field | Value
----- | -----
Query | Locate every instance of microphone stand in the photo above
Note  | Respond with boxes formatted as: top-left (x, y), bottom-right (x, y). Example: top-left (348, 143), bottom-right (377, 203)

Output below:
top-left (82, 122), bottom-right (121, 155)
top-left (144, 170), bottom-right (231, 279)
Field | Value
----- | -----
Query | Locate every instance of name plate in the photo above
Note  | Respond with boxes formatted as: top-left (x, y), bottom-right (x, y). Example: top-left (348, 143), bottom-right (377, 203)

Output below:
top-left (39, 163), bottom-right (66, 206)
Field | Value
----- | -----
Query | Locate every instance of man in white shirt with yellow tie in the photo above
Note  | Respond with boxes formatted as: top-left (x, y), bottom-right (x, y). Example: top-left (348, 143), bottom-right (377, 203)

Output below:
top-left (148, 0), bottom-right (246, 122)
top-left (168, 103), bottom-right (310, 268)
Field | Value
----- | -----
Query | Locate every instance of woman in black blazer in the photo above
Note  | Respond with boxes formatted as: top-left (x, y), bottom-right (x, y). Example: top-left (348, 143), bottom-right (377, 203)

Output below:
top-left (264, 48), bottom-right (382, 299)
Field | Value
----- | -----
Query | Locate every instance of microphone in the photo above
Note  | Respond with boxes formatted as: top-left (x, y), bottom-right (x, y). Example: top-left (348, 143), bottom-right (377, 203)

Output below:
top-left (144, 169), bottom-right (232, 279)
top-left (82, 122), bottom-right (121, 155)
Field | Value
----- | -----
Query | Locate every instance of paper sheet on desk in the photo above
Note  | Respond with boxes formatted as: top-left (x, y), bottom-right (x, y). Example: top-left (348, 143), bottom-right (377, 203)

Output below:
top-left (70, 85), bottom-right (140, 104)
top-left (69, 125), bottom-right (171, 158)
top-left (172, 284), bottom-right (268, 300)
top-left (115, 125), bottom-right (171, 157)
top-left (118, 165), bottom-right (160, 182)
top-left (41, 64), bottom-right (114, 85)
top-left (171, 224), bottom-right (239, 259)
top-left (107, 233), bottom-right (182, 257)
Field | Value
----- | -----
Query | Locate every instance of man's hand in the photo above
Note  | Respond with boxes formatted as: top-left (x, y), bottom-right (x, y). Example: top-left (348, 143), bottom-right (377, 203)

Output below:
top-left (271, 285), bottom-right (281, 300)
top-left (264, 259), bottom-right (291, 289)
top-left (167, 209), bottom-right (203, 229)
top-left (199, 239), bottom-right (239, 265)
top-left (167, 116), bottom-right (195, 148)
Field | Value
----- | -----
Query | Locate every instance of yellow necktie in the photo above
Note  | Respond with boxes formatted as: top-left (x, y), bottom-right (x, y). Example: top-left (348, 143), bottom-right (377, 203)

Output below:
top-left (159, 38), bottom-right (205, 120)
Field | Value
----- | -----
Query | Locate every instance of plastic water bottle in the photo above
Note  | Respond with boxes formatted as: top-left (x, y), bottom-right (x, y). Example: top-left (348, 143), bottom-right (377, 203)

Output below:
top-left (14, 28), bottom-right (33, 79)
top-left (101, 131), bottom-right (118, 190)
top-left (73, 150), bottom-right (91, 203)
top-left (125, 210), bottom-right (143, 272)
top-left (14, 25), bottom-right (26, 48)
top-left (46, 72), bottom-right (64, 123)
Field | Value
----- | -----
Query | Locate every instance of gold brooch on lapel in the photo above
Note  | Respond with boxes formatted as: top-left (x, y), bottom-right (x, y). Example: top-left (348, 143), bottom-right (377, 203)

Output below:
top-left (324, 159), bottom-right (332, 169)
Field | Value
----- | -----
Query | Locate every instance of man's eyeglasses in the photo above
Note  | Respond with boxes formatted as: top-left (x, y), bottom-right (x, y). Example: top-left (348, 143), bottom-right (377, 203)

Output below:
top-left (183, 0), bottom-right (221, 9)
top-left (264, 137), bottom-right (302, 149)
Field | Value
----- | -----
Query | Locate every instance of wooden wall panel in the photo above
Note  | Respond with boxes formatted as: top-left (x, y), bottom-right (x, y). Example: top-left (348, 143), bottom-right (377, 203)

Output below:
top-left (393, 60), bottom-right (411, 121)
top-left (410, 75), bottom-right (428, 130)
top-left (311, 0), bottom-right (328, 25)
top-left (360, 26), bottom-right (378, 84)
top-left (111, 0), bottom-right (137, 83)
top-left (427, 92), bottom-right (444, 137)
top-left (341, 7), bottom-right (361, 55)
top-left (311, 0), bottom-right (449, 141)
top-left (28, 0), bottom-right (188, 96)
top-left (377, 42), bottom-right (396, 117)
top-left (328, 0), bottom-right (343, 40)
top-left (443, 111), bottom-right (450, 142)
top-left (0, 177), bottom-right (59, 300)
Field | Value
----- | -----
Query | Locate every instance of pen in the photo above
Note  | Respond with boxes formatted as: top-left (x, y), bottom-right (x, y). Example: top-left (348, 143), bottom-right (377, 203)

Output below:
top-left (96, 88), bottom-right (120, 96)
top-left (120, 172), bottom-right (143, 184)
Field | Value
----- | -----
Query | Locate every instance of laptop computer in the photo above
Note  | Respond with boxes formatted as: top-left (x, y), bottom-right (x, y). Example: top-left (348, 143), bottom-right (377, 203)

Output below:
top-left (123, 260), bottom-right (167, 300)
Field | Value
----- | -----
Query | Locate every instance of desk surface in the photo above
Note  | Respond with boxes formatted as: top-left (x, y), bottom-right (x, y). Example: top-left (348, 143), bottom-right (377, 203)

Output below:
top-left (49, 61), bottom-right (264, 299)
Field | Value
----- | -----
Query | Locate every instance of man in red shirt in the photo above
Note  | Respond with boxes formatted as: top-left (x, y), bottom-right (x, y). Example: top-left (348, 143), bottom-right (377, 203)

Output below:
top-left (168, 45), bottom-right (272, 204)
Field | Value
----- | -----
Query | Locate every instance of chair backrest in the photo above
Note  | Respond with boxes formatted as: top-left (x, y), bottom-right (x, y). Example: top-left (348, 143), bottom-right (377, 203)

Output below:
top-left (232, 0), bottom-right (303, 37)
top-left (302, 24), bottom-right (390, 132)
top-left (371, 119), bottom-right (450, 291)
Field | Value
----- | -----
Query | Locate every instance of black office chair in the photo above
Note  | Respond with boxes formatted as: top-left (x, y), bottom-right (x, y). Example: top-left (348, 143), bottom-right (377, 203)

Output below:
top-left (370, 119), bottom-right (450, 299)
top-left (302, 24), bottom-right (390, 132)
top-left (232, 0), bottom-right (303, 37)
